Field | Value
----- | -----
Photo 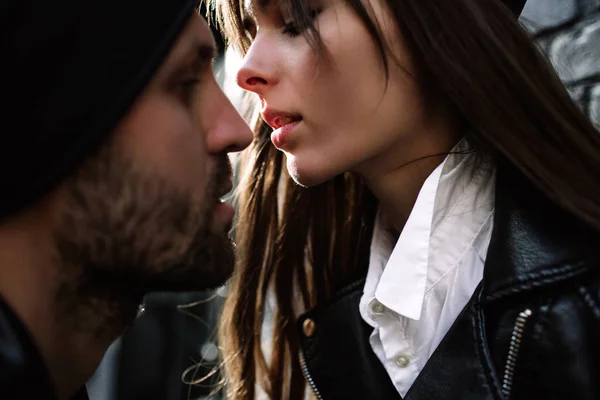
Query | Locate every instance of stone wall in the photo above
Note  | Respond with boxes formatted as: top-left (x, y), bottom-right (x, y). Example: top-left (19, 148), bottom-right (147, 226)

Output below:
top-left (520, 0), bottom-right (600, 127)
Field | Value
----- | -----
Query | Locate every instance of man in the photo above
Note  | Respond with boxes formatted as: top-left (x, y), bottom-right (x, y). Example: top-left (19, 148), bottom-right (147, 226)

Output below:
top-left (0, 1), bottom-right (252, 399)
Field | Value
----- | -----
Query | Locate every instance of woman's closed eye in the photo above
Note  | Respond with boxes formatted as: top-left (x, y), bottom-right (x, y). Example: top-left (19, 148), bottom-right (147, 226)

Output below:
top-left (282, 8), bottom-right (323, 37)
top-left (242, 17), bottom-right (257, 39)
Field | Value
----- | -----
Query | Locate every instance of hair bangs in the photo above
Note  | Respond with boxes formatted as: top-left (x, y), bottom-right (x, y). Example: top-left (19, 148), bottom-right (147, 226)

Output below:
top-left (210, 0), bottom-right (326, 56)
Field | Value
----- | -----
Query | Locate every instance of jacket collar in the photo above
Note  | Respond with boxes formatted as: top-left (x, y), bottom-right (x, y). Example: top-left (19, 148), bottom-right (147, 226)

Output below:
top-left (0, 296), bottom-right (89, 400)
top-left (482, 159), bottom-right (600, 302)
top-left (0, 295), bottom-right (58, 399)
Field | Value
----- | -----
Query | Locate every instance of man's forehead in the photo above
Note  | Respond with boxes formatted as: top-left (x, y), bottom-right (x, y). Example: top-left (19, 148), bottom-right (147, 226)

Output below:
top-left (186, 15), bottom-right (215, 48)
top-left (195, 14), bottom-right (216, 42)
top-left (166, 15), bottom-right (216, 66)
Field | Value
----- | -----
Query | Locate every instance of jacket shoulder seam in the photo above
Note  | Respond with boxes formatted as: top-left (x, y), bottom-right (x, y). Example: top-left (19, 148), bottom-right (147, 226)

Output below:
top-left (578, 286), bottom-right (600, 320)
top-left (484, 262), bottom-right (592, 302)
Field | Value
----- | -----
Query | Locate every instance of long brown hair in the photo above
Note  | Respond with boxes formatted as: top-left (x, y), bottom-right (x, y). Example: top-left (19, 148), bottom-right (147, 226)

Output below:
top-left (211, 0), bottom-right (600, 399)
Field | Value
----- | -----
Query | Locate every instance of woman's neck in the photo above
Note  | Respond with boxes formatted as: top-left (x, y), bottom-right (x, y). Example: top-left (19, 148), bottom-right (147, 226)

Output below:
top-left (357, 117), bottom-right (462, 233)
top-left (363, 154), bottom-right (446, 233)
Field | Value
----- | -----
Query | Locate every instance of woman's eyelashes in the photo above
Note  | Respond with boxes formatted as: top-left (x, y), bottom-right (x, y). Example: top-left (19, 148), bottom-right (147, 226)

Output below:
top-left (282, 8), bottom-right (323, 37)
top-left (242, 17), bottom-right (257, 39)
top-left (242, 7), bottom-right (323, 39)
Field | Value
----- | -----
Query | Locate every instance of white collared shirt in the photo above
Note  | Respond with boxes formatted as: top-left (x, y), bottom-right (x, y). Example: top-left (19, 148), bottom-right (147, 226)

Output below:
top-left (359, 142), bottom-right (496, 397)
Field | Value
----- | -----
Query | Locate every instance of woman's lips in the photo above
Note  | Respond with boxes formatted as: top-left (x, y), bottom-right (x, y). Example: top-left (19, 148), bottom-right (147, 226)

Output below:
top-left (261, 108), bottom-right (301, 128)
top-left (261, 108), bottom-right (303, 148)
top-left (272, 115), bottom-right (293, 128)
top-left (271, 119), bottom-right (302, 148)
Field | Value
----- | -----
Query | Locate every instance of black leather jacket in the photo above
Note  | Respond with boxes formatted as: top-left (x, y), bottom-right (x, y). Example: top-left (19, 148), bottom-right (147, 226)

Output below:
top-left (297, 162), bottom-right (600, 400)
top-left (0, 297), bottom-right (89, 400)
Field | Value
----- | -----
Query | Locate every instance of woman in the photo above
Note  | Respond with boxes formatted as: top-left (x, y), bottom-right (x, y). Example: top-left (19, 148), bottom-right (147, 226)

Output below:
top-left (213, 0), bottom-right (600, 399)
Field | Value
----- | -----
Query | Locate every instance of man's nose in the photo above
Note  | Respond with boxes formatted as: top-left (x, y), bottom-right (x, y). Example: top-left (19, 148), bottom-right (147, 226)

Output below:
top-left (206, 89), bottom-right (253, 154)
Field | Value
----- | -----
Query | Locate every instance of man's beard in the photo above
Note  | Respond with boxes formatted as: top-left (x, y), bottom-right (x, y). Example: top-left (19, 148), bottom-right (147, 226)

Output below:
top-left (53, 143), bottom-right (235, 325)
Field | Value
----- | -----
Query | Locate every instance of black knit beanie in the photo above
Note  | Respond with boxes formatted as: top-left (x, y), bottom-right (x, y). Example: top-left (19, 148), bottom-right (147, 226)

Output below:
top-left (506, 0), bottom-right (527, 15)
top-left (0, 0), bottom-right (198, 221)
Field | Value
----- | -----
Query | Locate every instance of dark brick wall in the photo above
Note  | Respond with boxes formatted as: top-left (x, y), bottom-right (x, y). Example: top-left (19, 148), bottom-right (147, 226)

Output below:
top-left (520, 0), bottom-right (600, 127)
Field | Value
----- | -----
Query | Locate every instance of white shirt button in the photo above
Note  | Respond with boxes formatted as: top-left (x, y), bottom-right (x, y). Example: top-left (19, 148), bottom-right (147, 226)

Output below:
top-left (369, 299), bottom-right (387, 317)
top-left (395, 353), bottom-right (411, 368)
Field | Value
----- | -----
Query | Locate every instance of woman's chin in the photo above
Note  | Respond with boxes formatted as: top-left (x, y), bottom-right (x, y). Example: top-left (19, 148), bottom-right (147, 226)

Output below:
top-left (285, 157), bottom-right (333, 188)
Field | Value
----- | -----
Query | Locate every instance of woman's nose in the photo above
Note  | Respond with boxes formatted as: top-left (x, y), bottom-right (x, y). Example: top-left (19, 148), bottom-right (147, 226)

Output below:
top-left (235, 37), bottom-right (278, 96)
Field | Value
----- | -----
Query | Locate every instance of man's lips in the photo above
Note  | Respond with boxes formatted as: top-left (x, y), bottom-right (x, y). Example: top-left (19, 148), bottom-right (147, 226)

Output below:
top-left (261, 108), bottom-right (303, 129)
top-left (213, 178), bottom-right (234, 226)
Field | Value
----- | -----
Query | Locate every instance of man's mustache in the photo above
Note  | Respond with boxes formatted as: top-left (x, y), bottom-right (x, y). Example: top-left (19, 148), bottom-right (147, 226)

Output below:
top-left (212, 155), bottom-right (233, 202)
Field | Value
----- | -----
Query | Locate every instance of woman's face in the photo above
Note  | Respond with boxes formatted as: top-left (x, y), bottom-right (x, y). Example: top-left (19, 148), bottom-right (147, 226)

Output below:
top-left (236, 0), bottom-right (435, 186)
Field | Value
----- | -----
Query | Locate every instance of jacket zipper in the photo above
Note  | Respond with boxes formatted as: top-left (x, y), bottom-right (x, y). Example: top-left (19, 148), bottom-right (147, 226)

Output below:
top-left (501, 308), bottom-right (533, 399)
top-left (299, 350), bottom-right (324, 400)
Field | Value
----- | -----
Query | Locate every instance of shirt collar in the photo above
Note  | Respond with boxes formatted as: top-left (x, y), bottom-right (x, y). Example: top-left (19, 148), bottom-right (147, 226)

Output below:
top-left (373, 160), bottom-right (445, 320)
top-left (366, 139), bottom-right (494, 321)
